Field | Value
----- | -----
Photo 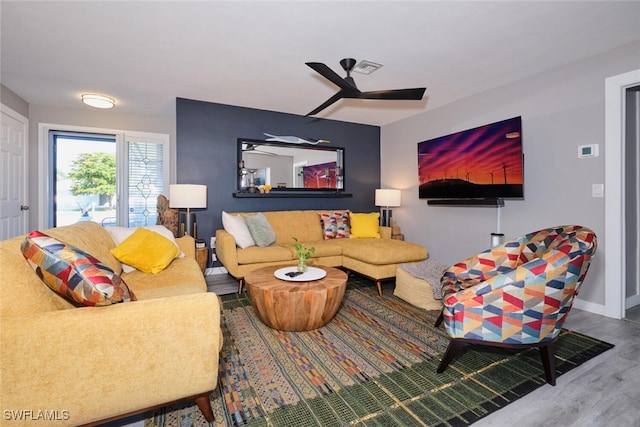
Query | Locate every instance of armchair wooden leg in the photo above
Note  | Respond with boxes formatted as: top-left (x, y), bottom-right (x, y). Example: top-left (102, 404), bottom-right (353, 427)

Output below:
top-left (539, 342), bottom-right (557, 386)
top-left (434, 308), bottom-right (444, 327)
top-left (237, 278), bottom-right (244, 293)
top-left (194, 394), bottom-right (214, 422)
top-left (437, 339), bottom-right (465, 373)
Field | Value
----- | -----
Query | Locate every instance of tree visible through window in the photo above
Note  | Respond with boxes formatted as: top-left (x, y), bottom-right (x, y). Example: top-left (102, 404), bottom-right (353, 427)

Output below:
top-left (49, 129), bottom-right (169, 228)
top-left (53, 133), bottom-right (116, 226)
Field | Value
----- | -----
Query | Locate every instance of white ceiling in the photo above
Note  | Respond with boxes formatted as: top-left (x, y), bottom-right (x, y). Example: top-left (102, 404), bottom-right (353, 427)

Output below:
top-left (2, 1), bottom-right (640, 126)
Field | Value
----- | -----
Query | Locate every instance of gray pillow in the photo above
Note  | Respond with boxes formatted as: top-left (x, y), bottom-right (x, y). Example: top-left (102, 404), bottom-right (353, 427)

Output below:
top-left (245, 212), bottom-right (276, 247)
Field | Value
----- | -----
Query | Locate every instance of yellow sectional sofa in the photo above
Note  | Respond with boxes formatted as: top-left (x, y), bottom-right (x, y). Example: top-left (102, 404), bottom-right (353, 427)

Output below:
top-left (216, 210), bottom-right (428, 295)
top-left (0, 221), bottom-right (222, 426)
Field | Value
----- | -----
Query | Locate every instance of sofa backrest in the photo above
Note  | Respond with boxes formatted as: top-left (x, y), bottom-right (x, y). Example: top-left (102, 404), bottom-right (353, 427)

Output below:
top-left (0, 222), bottom-right (121, 317)
top-left (234, 210), bottom-right (325, 245)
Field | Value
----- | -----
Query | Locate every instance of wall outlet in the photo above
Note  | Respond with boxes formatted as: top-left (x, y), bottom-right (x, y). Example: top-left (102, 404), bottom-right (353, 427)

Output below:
top-left (210, 236), bottom-right (216, 248)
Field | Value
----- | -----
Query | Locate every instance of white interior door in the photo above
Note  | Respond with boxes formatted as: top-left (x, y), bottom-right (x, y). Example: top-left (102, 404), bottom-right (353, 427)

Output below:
top-left (0, 105), bottom-right (28, 239)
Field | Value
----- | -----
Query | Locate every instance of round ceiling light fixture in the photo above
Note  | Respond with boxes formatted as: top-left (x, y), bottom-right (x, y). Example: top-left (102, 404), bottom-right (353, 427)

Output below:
top-left (81, 94), bottom-right (115, 109)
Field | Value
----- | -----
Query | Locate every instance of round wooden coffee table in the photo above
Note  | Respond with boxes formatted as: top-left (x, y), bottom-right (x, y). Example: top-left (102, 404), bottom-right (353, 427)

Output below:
top-left (244, 265), bottom-right (348, 331)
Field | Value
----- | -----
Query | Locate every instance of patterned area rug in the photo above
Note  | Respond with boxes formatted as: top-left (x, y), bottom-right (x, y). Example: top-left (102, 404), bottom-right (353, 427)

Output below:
top-left (146, 277), bottom-right (613, 427)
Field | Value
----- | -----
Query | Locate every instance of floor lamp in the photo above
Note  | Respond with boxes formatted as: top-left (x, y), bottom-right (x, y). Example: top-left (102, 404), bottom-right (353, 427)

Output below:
top-left (169, 184), bottom-right (207, 238)
top-left (375, 189), bottom-right (401, 227)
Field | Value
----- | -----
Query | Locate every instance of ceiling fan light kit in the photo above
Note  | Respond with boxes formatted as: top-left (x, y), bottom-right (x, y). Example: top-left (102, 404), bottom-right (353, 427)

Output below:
top-left (305, 57), bottom-right (426, 116)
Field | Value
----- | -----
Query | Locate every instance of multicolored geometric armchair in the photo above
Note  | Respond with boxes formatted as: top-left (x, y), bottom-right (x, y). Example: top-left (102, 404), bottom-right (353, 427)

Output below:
top-left (435, 225), bottom-right (597, 385)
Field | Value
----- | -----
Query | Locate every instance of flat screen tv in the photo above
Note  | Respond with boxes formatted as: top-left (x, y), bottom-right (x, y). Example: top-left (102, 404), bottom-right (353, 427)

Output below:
top-left (417, 116), bottom-right (524, 200)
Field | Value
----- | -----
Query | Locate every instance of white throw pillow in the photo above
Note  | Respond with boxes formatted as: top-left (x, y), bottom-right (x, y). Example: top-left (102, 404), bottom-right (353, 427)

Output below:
top-left (106, 225), bottom-right (184, 273)
top-left (222, 211), bottom-right (255, 249)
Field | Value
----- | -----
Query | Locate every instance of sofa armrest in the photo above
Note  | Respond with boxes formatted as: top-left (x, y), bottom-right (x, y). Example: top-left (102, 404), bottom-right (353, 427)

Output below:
top-left (380, 226), bottom-right (392, 239)
top-left (216, 229), bottom-right (239, 277)
top-left (1, 293), bottom-right (222, 425)
top-left (176, 234), bottom-right (196, 258)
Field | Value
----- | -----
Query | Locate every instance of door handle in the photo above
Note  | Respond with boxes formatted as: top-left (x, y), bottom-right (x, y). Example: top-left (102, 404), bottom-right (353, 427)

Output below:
top-left (20, 205), bottom-right (29, 211)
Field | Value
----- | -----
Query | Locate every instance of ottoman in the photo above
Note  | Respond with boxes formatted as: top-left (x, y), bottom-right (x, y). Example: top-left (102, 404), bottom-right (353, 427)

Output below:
top-left (393, 259), bottom-right (446, 310)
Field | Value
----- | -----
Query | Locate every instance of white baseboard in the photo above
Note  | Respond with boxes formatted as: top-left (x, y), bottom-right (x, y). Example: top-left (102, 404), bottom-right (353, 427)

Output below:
top-left (573, 299), bottom-right (608, 317)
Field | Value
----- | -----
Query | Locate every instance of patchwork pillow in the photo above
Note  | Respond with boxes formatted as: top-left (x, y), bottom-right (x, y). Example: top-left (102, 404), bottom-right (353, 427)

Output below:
top-left (106, 225), bottom-right (185, 273)
top-left (319, 210), bottom-right (351, 240)
top-left (110, 228), bottom-right (181, 274)
top-left (222, 211), bottom-right (255, 249)
top-left (245, 212), bottom-right (276, 247)
top-left (21, 230), bottom-right (135, 306)
top-left (350, 212), bottom-right (381, 238)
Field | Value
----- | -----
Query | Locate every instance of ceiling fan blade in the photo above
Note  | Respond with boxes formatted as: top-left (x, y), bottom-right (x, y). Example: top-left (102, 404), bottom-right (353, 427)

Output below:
top-left (306, 91), bottom-right (347, 116)
top-left (306, 62), bottom-right (359, 91)
top-left (358, 87), bottom-right (426, 100)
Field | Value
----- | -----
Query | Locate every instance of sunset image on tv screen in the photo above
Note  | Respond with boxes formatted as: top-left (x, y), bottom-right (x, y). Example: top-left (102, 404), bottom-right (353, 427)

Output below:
top-left (417, 116), bottom-right (524, 199)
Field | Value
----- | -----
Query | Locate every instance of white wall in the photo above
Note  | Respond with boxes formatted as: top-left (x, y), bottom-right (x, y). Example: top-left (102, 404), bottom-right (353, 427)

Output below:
top-left (381, 41), bottom-right (640, 308)
top-left (27, 104), bottom-right (176, 230)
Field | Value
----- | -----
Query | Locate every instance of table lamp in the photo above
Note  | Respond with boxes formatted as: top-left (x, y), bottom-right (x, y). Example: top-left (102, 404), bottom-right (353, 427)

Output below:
top-left (375, 189), bottom-right (401, 227)
top-left (169, 184), bottom-right (207, 238)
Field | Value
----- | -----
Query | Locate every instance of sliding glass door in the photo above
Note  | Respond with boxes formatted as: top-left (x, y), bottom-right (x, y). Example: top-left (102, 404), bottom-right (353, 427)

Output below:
top-left (47, 128), bottom-right (169, 228)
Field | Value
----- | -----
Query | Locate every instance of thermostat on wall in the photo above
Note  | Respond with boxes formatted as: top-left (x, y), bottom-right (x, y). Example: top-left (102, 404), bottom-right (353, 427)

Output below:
top-left (578, 144), bottom-right (599, 158)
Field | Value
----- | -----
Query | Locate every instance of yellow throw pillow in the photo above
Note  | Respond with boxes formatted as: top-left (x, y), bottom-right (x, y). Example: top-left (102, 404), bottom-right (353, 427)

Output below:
top-left (350, 212), bottom-right (381, 238)
top-left (110, 228), bottom-right (180, 274)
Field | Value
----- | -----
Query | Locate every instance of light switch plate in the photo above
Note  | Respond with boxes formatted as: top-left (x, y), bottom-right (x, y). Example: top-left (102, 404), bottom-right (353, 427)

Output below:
top-left (592, 183), bottom-right (604, 198)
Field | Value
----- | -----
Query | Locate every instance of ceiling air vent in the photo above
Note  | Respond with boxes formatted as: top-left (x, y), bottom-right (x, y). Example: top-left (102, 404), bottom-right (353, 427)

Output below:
top-left (353, 60), bottom-right (383, 75)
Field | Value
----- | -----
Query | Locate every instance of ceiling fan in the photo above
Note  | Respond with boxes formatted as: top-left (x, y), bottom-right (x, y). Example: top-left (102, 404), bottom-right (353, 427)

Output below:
top-left (305, 58), bottom-right (426, 116)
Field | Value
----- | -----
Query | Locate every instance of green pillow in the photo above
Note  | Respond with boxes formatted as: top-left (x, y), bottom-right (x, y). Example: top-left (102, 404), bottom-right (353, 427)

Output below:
top-left (245, 212), bottom-right (276, 247)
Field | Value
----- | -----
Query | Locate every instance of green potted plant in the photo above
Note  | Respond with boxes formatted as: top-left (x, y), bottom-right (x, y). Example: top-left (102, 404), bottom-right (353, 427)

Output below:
top-left (293, 237), bottom-right (315, 273)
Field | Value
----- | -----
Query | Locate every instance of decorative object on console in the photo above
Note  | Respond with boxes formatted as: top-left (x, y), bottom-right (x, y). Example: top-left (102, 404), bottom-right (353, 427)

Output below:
top-left (375, 189), bottom-right (401, 227)
top-left (169, 184), bottom-right (207, 238)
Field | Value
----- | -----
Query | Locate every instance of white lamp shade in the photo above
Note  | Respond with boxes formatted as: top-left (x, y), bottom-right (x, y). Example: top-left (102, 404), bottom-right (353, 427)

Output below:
top-left (375, 189), bottom-right (401, 207)
top-left (169, 184), bottom-right (207, 208)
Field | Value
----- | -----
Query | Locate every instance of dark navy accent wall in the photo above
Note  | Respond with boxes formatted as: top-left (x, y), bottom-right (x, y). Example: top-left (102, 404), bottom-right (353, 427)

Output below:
top-left (176, 98), bottom-right (381, 243)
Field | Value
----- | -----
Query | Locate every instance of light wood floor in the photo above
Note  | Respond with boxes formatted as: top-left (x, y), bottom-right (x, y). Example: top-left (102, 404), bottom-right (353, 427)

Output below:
top-left (108, 274), bottom-right (640, 427)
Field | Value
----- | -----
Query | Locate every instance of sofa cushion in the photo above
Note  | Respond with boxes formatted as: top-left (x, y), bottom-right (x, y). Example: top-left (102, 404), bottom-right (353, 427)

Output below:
top-left (222, 211), bottom-right (255, 249)
top-left (349, 212), bottom-right (381, 238)
top-left (20, 230), bottom-right (135, 306)
top-left (110, 228), bottom-right (181, 274)
top-left (262, 211), bottom-right (324, 244)
top-left (237, 245), bottom-right (294, 264)
top-left (106, 225), bottom-right (184, 273)
top-left (318, 210), bottom-right (351, 239)
top-left (340, 239), bottom-right (427, 264)
top-left (245, 212), bottom-right (276, 247)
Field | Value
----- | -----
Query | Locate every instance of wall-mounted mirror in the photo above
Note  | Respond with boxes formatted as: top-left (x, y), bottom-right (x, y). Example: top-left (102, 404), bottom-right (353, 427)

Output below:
top-left (237, 138), bottom-right (345, 193)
